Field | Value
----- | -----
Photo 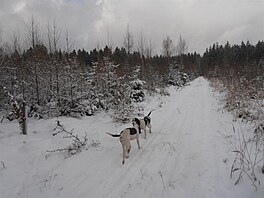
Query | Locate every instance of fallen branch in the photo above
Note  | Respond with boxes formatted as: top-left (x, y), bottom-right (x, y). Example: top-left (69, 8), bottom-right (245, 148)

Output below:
top-left (48, 119), bottom-right (88, 157)
top-left (53, 120), bottom-right (88, 147)
top-left (158, 171), bottom-right (166, 189)
top-left (48, 119), bottom-right (102, 158)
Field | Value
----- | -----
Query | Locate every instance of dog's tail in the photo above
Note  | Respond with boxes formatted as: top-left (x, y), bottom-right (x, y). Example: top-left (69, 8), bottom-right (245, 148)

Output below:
top-left (146, 109), bottom-right (155, 117)
top-left (106, 132), bottom-right (121, 137)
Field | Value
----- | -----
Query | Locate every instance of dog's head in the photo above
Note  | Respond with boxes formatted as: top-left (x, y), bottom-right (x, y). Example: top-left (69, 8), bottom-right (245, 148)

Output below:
top-left (132, 118), bottom-right (141, 133)
top-left (132, 118), bottom-right (140, 127)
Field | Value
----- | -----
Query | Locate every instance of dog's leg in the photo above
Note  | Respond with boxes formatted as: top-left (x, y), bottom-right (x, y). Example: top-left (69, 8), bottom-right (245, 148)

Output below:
top-left (149, 124), bottom-right (152, 133)
top-left (144, 126), bottom-right (147, 139)
top-left (127, 141), bottom-right (131, 154)
top-left (136, 135), bottom-right (141, 149)
top-left (122, 142), bottom-right (126, 164)
top-left (124, 140), bottom-right (130, 158)
top-left (121, 137), bottom-right (129, 164)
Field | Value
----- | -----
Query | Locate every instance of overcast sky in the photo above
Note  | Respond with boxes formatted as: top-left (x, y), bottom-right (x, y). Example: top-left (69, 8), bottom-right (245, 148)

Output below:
top-left (0, 0), bottom-right (264, 54)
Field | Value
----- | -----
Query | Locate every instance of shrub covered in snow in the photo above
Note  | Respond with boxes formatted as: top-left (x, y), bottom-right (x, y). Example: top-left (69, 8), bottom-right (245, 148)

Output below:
top-left (168, 71), bottom-right (190, 87)
top-left (130, 79), bottom-right (145, 102)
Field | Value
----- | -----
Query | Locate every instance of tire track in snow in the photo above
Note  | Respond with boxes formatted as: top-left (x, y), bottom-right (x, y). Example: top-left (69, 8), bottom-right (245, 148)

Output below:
top-left (93, 78), bottom-right (220, 198)
top-left (113, 78), bottom-right (217, 198)
top-left (92, 89), bottom-right (185, 197)
top-left (103, 83), bottom-right (199, 197)
top-left (157, 78), bottom-right (221, 197)
top-left (144, 80), bottom-right (201, 197)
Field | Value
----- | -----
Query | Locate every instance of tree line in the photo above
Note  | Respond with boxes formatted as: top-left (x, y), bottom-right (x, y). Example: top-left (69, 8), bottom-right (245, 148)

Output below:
top-left (0, 17), bottom-right (263, 120)
top-left (201, 40), bottom-right (264, 76)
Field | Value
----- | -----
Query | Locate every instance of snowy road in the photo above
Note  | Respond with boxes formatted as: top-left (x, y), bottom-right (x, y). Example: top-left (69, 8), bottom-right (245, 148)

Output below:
top-left (89, 77), bottom-right (229, 198)
top-left (61, 77), bottom-right (262, 197)
top-left (1, 77), bottom-right (263, 198)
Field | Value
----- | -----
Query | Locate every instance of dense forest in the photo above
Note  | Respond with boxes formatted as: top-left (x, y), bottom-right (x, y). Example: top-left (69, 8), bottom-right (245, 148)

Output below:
top-left (0, 19), bottom-right (263, 123)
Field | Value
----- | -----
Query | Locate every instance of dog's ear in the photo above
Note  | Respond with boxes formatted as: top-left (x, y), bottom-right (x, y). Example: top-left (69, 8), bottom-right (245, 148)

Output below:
top-left (132, 118), bottom-right (136, 126)
top-left (134, 118), bottom-right (140, 126)
top-left (132, 118), bottom-right (140, 128)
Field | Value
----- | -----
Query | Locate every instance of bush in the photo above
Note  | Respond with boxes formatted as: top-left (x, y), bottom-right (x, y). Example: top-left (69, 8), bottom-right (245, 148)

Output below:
top-left (130, 79), bottom-right (145, 102)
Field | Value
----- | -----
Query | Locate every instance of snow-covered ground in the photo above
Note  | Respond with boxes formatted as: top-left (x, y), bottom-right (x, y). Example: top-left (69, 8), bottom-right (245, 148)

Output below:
top-left (0, 77), bottom-right (263, 198)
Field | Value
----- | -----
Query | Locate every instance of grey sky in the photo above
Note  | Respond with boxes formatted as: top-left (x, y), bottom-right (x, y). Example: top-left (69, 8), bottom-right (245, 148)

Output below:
top-left (0, 0), bottom-right (263, 54)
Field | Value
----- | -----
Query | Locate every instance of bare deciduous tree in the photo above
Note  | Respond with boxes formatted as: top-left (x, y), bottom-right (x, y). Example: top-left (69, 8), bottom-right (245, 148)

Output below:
top-left (106, 25), bottom-right (115, 52)
top-left (24, 16), bottom-right (43, 105)
top-left (49, 19), bottom-right (62, 107)
top-left (0, 26), bottom-right (2, 49)
top-left (52, 19), bottom-right (61, 53)
top-left (137, 32), bottom-right (145, 57)
top-left (123, 24), bottom-right (134, 54)
top-left (65, 30), bottom-right (75, 54)
top-left (11, 30), bottom-right (21, 54)
top-left (46, 21), bottom-right (53, 53)
top-left (146, 36), bottom-right (154, 58)
top-left (162, 35), bottom-right (174, 58)
top-left (176, 35), bottom-right (188, 55)
top-left (137, 32), bottom-right (146, 79)
top-left (0, 26), bottom-right (3, 60)
top-left (25, 15), bottom-right (41, 49)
